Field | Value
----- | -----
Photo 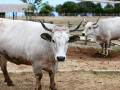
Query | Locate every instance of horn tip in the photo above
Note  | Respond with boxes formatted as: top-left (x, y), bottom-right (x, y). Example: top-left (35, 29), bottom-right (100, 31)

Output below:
top-left (39, 20), bottom-right (43, 23)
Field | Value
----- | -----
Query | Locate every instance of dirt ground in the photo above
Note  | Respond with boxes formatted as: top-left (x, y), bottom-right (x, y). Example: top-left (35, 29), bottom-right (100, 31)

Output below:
top-left (0, 47), bottom-right (120, 90)
top-left (0, 71), bottom-right (120, 90)
top-left (67, 47), bottom-right (120, 61)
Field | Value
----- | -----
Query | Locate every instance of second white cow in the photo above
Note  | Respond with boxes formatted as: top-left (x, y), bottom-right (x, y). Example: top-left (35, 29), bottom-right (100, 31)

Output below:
top-left (82, 17), bottom-right (120, 55)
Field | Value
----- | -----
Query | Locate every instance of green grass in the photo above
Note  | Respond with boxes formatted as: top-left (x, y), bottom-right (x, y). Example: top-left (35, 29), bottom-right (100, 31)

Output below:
top-left (112, 47), bottom-right (120, 51)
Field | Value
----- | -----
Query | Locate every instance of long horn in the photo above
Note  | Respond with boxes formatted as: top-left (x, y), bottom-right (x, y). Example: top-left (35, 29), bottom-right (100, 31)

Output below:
top-left (39, 20), bottom-right (52, 32)
top-left (69, 19), bottom-right (84, 32)
top-left (93, 18), bottom-right (100, 25)
top-left (84, 18), bottom-right (88, 23)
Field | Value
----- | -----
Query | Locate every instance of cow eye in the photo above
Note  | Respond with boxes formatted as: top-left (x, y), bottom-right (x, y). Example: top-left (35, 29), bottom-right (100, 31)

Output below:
top-left (88, 27), bottom-right (91, 29)
top-left (52, 40), bottom-right (55, 43)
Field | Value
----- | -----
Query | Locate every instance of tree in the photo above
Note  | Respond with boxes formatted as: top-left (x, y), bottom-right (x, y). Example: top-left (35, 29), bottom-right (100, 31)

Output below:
top-left (61, 1), bottom-right (77, 13)
top-left (77, 1), bottom-right (96, 15)
top-left (93, 3), bottom-right (103, 13)
top-left (20, 0), bottom-right (42, 13)
top-left (104, 3), bottom-right (114, 13)
top-left (114, 3), bottom-right (120, 8)
top-left (113, 3), bottom-right (120, 13)
top-left (104, 3), bottom-right (113, 9)
top-left (56, 4), bottom-right (62, 13)
top-left (39, 2), bottom-right (54, 15)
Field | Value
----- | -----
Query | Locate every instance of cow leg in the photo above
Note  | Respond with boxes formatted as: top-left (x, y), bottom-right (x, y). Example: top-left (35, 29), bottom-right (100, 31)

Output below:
top-left (35, 73), bottom-right (42, 90)
top-left (49, 71), bottom-right (57, 90)
top-left (0, 57), bottom-right (14, 86)
top-left (101, 43), bottom-right (105, 54)
top-left (108, 40), bottom-right (111, 48)
top-left (105, 43), bottom-right (109, 56)
top-left (32, 63), bottom-right (42, 90)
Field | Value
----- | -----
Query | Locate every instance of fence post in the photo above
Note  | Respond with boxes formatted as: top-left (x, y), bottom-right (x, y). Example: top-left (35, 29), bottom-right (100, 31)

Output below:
top-left (49, 13), bottom-right (50, 17)
top-left (35, 13), bottom-right (37, 21)
top-left (75, 13), bottom-right (76, 16)
top-left (94, 13), bottom-right (95, 17)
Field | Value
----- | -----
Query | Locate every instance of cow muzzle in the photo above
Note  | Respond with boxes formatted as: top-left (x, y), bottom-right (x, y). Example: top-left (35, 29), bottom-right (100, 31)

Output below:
top-left (57, 56), bottom-right (65, 62)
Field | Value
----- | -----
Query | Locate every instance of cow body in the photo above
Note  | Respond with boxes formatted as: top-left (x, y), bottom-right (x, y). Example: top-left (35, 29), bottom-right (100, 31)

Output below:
top-left (0, 18), bottom-right (57, 70)
top-left (82, 17), bottom-right (120, 55)
top-left (0, 18), bottom-right (83, 90)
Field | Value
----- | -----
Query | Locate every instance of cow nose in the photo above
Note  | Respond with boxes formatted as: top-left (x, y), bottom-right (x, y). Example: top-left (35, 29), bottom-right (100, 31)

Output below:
top-left (57, 56), bottom-right (65, 62)
top-left (82, 33), bottom-right (85, 36)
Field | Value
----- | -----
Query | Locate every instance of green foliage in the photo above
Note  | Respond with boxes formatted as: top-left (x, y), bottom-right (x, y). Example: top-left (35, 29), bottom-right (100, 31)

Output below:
top-left (93, 3), bottom-right (103, 13)
top-left (62, 1), bottom-right (77, 13)
top-left (20, 0), bottom-right (42, 13)
top-left (103, 3), bottom-right (114, 13)
top-left (113, 3), bottom-right (120, 13)
top-left (56, 1), bottom-right (77, 14)
top-left (55, 1), bottom-right (120, 16)
top-left (39, 2), bottom-right (54, 13)
top-left (105, 3), bottom-right (113, 9)
top-left (114, 3), bottom-right (120, 8)
top-left (77, 1), bottom-right (96, 14)
top-left (56, 4), bottom-right (62, 13)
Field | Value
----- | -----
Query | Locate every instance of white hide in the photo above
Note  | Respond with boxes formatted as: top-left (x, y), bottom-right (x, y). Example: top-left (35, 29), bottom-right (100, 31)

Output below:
top-left (51, 30), bottom-right (69, 60)
top-left (0, 18), bottom-right (70, 72)
top-left (83, 17), bottom-right (120, 44)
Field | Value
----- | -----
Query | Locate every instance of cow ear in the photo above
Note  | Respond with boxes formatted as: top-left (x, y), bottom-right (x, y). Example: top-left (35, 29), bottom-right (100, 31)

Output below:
top-left (41, 33), bottom-right (52, 42)
top-left (68, 35), bottom-right (80, 43)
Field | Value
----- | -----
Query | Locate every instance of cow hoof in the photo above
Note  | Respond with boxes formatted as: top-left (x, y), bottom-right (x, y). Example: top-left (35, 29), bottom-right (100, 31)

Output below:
top-left (50, 89), bottom-right (57, 90)
top-left (105, 54), bottom-right (108, 56)
top-left (7, 82), bottom-right (14, 86)
top-left (4, 80), bottom-right (7, 82)
top-left (35, 86), bottom-right (42, 90)
top-left (101, 53), bottom-right (105, 55)
top-left (49, 87), bottom-right (57, 90)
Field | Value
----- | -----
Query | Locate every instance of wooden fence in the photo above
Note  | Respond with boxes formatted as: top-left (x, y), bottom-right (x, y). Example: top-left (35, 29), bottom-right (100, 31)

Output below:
top-left (36, 13), bottom-right (120, 17)
top-left (4, 12), bottom-right (120, 20)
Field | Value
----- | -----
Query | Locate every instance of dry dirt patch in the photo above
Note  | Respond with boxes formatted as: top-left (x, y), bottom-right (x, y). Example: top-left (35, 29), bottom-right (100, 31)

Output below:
top-left (67, 47), bottom-right (120, 61)
top-left (0, 71), bottom-right (120, 90)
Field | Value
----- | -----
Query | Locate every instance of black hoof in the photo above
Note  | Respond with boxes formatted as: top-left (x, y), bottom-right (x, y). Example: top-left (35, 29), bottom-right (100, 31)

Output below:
top-left (4, 80), bottom-right (7, 82)
top-left (52, 89), bottom-right (57, 90)
top-left (49, 87), bottom-right (57, 90)
top-left (35, 86), bottom-right (42, 90)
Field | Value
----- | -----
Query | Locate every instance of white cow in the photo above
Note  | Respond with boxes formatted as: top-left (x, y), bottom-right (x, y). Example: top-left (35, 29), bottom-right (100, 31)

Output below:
top-left (0, 18), bottom-right (83, 90)
top-left (82, 17), bottom-right (120, 55)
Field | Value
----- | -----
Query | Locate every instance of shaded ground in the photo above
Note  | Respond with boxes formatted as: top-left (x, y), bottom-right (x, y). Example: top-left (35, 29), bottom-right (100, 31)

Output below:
top-left (67, 47), bottom-right (120, 61)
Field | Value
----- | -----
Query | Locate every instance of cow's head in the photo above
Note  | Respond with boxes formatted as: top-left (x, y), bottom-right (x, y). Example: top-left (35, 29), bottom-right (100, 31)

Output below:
top-left (40, 20), bottom-right (83, 62)
top-left (82, 18), bottom-right (99, 37)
